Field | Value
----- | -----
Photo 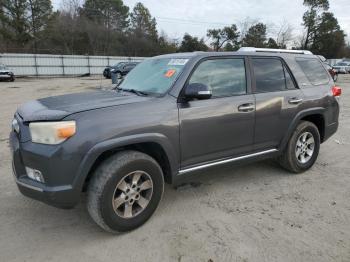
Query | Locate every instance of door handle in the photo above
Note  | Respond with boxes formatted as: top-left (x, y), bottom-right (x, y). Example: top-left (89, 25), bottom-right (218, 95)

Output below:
top-left (288, 97), bottom-right (303, 105)
top-left (238, 103), bottom-right (255, 112)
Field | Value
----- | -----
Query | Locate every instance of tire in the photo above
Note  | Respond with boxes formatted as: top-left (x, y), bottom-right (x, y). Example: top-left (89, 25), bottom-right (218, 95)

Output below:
top-left (279, 121), bottom-right (320, 173)
top-left (87, 150), bottom-right (164, 233)
top-left (104, 71), bottom-right (111, 79)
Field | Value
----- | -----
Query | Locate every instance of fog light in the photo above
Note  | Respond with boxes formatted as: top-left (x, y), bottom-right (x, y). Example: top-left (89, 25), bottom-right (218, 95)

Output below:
top-left (12, 118), bottom-right (20, 133)
top-left (25, 167), bottom-right (44, 183)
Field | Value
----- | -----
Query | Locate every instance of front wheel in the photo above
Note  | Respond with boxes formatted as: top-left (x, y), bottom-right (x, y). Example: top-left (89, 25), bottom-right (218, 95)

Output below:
top-left (87, 151), bottom-right (164, 233)
top-left (279, 121), bottom-right (320, 173)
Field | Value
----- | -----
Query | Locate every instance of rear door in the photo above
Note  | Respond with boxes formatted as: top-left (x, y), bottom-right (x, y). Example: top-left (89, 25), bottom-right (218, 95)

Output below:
top-left (251, 57), bottom-right (304, 150)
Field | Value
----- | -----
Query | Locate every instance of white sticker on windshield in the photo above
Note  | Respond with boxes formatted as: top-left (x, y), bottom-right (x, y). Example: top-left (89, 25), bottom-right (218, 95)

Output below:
top-left (168, 59), bottom-right (189, 66)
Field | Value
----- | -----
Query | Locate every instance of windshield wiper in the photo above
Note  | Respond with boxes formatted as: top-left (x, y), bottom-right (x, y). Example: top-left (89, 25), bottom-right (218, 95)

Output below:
top-left (117, 88), bottom-right (149, 96)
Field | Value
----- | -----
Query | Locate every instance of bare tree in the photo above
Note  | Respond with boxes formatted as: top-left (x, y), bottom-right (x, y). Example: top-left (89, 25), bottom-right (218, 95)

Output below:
top-left (56, 0), bottom-right (84, 55)
top-left (59, 0), bottom-right (82, 17)
top-left (276, 20), bottom-right (294, 48)
top-left (294, 31), bottom-right (308, 49)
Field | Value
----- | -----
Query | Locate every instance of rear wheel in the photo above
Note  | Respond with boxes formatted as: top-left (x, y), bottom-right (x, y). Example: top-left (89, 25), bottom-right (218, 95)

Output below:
top-left (279, 121), bottom-right (320, 173)
top-left (87, 150), bottom-right (164, 233)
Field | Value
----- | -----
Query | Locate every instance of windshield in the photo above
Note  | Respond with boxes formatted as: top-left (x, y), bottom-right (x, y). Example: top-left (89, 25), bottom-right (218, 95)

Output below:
top-left (113, 63), bottom-right (124, 68)
top-left (336, 62), bottom-right (348, 66)
top-left (119, 57), bottom-right (189, 95)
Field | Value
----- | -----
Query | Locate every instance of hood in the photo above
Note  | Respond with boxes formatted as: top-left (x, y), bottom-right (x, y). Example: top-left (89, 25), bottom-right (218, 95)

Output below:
top-left (17, 90), bottom-right (151, 122)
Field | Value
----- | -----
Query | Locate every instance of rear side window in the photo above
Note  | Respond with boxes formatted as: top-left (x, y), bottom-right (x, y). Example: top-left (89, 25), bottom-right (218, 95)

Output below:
top-left (296, 58), bottom-right (329, 85)
top-left (252, 58), bottom-right (286, 93)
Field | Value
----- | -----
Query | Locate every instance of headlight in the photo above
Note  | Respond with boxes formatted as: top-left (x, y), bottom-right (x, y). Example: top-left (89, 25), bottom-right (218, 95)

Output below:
top-left (29, 121), bottom-right (76, 145)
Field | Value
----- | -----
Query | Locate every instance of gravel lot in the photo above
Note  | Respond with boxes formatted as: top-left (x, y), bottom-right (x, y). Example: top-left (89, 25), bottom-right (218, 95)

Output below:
top-left (0, 76), bottom-right (349, 262)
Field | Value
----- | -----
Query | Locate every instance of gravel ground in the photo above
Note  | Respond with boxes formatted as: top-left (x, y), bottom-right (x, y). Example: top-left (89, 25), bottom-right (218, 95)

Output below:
top-left (0, 75), bottom-right (349, 262)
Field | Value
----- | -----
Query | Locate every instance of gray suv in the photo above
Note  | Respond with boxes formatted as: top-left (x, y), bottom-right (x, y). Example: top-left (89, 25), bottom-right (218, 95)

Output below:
top-left (10, 48), bottom-right (341, 233)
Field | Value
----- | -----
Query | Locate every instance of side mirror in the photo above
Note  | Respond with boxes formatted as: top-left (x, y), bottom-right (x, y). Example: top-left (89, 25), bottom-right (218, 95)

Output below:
top-left (184, 83), bottom-right (212, 100)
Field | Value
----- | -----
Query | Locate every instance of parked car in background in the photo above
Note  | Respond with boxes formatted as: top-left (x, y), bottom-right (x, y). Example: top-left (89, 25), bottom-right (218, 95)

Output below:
top-left (0, 64), bottom-right (15, 82)
top-left (332, 61), bottom-right (350, 74)
top-left (103, 62), bottom-right (139, 79)
top-left (324, 63), bottom-right (338, 82)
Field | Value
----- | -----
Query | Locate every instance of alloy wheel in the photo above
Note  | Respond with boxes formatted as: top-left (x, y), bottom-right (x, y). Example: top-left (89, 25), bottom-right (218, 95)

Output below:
top-left (295, 132), bottom-right (315, 164)
top-left (112, 171), bottom-right (153, 219)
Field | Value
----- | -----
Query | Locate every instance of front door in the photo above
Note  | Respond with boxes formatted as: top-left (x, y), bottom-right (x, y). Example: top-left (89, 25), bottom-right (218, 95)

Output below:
top-left (178, 57), bottom-right (255, 168)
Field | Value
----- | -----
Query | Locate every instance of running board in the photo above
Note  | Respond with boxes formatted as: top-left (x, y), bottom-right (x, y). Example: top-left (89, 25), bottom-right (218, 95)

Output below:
top-left (178, 149), bottom-right (278, 175)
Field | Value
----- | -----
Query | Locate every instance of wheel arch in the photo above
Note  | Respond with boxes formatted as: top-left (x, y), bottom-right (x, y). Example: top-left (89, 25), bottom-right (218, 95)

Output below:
top-left (74, 134), bottom-right (178, 192)
top-left (300, 114), bottom-right (325, 142)
top-left (280, 108), bottom-right (326, 151)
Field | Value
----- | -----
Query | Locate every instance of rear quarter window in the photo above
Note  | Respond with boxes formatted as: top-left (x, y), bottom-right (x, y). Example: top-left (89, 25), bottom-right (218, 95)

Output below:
top-left (296, 58), bottom-right (329, 85)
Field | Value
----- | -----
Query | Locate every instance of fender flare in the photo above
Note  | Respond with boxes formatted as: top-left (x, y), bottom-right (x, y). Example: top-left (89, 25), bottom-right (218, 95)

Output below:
top-left (72, 133), bottom-right (179, 191)
top-left (279, 107), bottom-right (326, 151)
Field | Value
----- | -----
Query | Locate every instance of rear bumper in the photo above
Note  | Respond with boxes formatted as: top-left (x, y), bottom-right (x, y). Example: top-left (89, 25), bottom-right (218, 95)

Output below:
top-left (10, 131), bottom-right (80, 209)
top-left (0, 75), bottom-right (12, 79)
top-left (323, 121), bottom-right (338, 143)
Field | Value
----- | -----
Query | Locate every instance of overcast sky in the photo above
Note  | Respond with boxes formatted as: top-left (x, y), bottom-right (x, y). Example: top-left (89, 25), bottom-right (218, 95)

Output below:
top-left (53, 0), bottom-right (350, 44)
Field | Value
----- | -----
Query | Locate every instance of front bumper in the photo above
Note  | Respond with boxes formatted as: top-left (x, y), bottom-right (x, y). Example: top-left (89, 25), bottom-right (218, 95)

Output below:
top-left (10, 130), bottom-right (81, 209)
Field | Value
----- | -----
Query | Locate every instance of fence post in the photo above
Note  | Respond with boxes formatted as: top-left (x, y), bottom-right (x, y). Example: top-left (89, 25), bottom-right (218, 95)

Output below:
top-left (61, 55), bottom-right (65, 76)
top-left (87, 55), bottom-right (91, 75)
top-left (34, 54), bottom-right (39, 77)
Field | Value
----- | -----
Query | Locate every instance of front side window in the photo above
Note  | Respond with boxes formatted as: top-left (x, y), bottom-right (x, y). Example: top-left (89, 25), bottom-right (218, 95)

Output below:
top-left (188, 58), bottom-right (246, 97)
top-left (253, 58), bottom-right (286, 93)
top-left (296, 58), bottom-right (329, 85)
top-left (120, 57), bottom-right (188, 95)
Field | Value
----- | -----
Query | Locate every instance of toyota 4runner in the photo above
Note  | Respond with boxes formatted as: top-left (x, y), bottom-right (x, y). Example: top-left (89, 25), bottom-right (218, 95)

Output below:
top-left (10, 48), bottom-right (341, 233)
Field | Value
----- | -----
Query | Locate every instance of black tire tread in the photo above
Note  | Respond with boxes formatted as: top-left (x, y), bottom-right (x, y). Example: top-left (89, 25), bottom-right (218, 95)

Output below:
top-left (87, 150), bottom-right (162, 233)
top-left (279, 121), bottom-right (320, 173)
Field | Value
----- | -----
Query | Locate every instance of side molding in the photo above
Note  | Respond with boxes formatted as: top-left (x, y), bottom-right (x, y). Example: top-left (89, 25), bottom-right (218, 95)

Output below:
top-left (178, 149), bottom-right (278, 175)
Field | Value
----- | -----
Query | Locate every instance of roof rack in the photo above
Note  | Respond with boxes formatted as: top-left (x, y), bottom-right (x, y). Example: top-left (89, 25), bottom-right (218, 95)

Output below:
top-left (238, 47), bottom-right (313, 55)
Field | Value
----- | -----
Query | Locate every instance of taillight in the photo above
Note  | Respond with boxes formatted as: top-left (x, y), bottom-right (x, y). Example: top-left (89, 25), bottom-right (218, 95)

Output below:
top-left (332, 86), bottom-right (342, 97)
